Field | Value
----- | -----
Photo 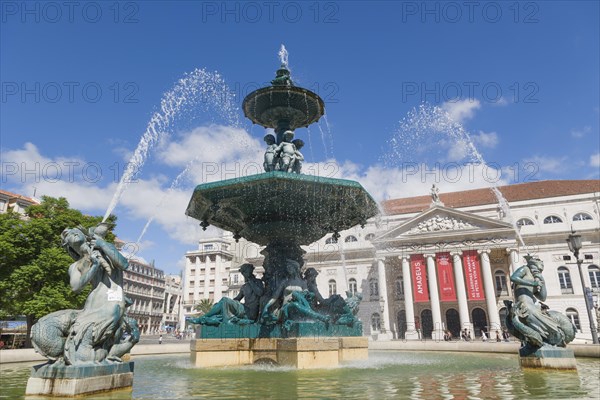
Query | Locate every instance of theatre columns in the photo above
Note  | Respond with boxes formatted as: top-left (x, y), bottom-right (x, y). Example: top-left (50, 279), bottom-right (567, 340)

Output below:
top-left (400, 256), bottom-right (419, 340)
top-left (478, 249), bottom-right (501, 331)
top-left (450, 251), bottom-right (473, 333)
top-left (424, 253), bottom-right (443, 340)
top-left (376, 258), bottom-right (393, 340)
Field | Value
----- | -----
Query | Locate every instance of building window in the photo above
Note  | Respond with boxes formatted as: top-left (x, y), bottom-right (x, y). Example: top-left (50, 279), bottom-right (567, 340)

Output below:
top-left (395, 277), bottom-right (404, 299)
top-left (516, 218), bottom-right (534, 227)
top-left (365, 233), bottom-right (375, 241)
top-left (566, 308), bottom-right (581, 331)
top-left (325, 237), bottom-right (336, 244)
top-left (543, 215), bottom-right (563, 224)
top-left (573, 213), bottom-right (592, 221)
top-left (369, 280), bottom-right (379, 297)
top-left (233, 274), bottom-right (239, 284)
top-left (328, 279), bottom-right (337, 296)
top-left (494, 271), bottom-right (508, 296)
top-left (589, 265), bottom-right (600, 292)
top-left (204, 244), bottom-right (214, 250)
top-left (371, 313), bottom-right (381, 332)
top-left (557, 267), bottom-right (573, 294)
top-left (345, 235), bottom-right (358, 243)
top-left (348, 278), bottom-right (357, 296)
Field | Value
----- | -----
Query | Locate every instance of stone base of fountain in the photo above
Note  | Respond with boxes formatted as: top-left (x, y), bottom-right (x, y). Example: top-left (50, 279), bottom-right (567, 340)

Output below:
top-left (25, 361), bottom-right (134, 396)
top-left (519, 346), bottom-right (577, 370)
top-left (190, 336), bottom-right (367, 369)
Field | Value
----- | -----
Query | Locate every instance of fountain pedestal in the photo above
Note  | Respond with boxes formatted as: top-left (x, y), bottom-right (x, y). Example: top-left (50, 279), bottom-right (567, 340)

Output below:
top-left (25, 362), bottom-right (134, 397)
top-left (519, 346), bottom-right (577, 370)
top-left (190, 336), bottom-right (368, 369)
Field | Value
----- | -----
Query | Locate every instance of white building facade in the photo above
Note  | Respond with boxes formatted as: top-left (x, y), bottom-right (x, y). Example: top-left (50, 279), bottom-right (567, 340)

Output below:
top-left (183, 180), bottom-right (600, 342)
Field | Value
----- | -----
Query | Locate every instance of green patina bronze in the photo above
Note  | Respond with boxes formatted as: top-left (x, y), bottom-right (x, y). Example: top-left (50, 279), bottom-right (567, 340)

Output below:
top-left (186, 60), bottom-right (377, 338)
top-left (30, 224), bottom-right (140, 366)
top-left (185, 171), bottom-right (378, 246)
top-left (504, 256), bottom-right (576, 357)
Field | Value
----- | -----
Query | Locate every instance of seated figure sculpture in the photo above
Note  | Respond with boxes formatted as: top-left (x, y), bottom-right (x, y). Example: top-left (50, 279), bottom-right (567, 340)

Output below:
top-left (304, 268), bottom-right (363, 326)
top-left (187, 264), bottom-right (264, 326)
top-left (505, 256), bottom-right (576, 350)
top-left (30, 223), bottom-right (139, 365)
top-left (260, 260), bottom-right (330, 326)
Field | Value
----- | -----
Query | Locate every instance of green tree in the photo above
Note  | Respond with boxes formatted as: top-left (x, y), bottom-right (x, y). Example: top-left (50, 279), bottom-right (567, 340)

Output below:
top-left (0, 196), bottom-right (116, 346)
top-left (193, 299), bottom-right (214, 315)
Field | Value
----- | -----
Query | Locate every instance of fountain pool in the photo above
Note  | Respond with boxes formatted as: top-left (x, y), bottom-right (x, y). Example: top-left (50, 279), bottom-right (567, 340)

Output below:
top-left (3, 351), bottom-right (599, 399)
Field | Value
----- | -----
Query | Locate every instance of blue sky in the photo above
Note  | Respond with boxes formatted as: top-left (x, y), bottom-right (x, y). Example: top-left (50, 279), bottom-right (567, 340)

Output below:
top-left (1, 1), bottom-right (599, 275)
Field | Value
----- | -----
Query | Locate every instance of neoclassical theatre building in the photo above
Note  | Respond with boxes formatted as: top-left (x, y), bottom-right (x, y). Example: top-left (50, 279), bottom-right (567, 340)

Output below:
top-left (183, 180), bottom-right (599, 342)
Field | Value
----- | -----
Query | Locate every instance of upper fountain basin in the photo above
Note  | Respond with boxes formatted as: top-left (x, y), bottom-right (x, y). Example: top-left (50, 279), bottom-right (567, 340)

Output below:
top-left (242, 86), bottom-right (325, 130)
top-left (185, 171), bottom-right (379, 245)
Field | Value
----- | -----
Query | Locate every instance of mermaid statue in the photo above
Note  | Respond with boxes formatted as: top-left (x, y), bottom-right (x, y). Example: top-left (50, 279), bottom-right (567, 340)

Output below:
top-left (504, 255), bottom-right (576, 355)
top-left (30, 223), bottom-right (139, 365)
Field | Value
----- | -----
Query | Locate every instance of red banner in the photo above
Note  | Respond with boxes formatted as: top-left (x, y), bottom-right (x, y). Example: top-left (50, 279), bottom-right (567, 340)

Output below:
top-left (462, 250), bottom-right (485, 300)
top-left (436, 252), bottom-right (457, 302)
top-left (410, 254), bottom-right (429, 302)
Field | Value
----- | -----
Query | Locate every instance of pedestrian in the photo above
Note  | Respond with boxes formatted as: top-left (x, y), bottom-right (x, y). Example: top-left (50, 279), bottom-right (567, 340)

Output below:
top-left (495, 330), bottom-right (501, 342)
top-left (502, 329), bottom-right (510, 342)
top-left (467, 330), bottom-right (472, 341)
top-left (481, 329), bottom-right (488, 342)
top-left (443, 330), bottom-right (452, 341)
top-left (159, 334), bottom-right (163, 345)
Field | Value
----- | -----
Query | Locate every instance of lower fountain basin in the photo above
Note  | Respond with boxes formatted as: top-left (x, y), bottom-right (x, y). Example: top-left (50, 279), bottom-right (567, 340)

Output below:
top-left (185, 171), bottom-right (379, 245)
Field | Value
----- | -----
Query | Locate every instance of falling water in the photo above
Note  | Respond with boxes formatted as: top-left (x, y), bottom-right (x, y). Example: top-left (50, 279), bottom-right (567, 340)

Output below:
top-left (136, 157), bottom-right (200, 244)
top-left (388, 103), bottom-right (525, 247)
top-left (102, 68), bottom-right (239, 222)
top-left (278, 44), bottom-right (289, 67)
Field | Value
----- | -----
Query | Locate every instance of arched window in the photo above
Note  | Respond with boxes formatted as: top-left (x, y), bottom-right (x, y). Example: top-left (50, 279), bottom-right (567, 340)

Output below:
top-left (371, 313), bottom-right (381, 332)
top-left (369, 279), bottom-right (379, 297)
top-left (348, 278), bottom-right (357, 296)
top-left (516, 218), bottom-right (534, 227)
top-left (328, 279), bottom-right (337, 296)
top-left (345, 235), bottom-right (358, 243)
top-left (494, 270), bottom-right (508, 296)
top-left (588, 265), bottom-right (600, 291)
top-left (543, 215), bottom-right (563, 224)
top-left (566, 308), bottom-right (581, 330)
top-left (365, 233), bottom-right (375, 241)
top-left (395, 277), bottom-right (404, 299)
top-left (573, 213), bottom-right (593, 221)
top-left (325, 237), bottom-right (335, 244)
top-left (558, 267), bottom-right (573, 294)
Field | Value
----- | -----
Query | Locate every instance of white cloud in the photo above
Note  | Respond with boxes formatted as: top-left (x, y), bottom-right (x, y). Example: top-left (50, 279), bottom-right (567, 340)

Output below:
top-left (523, 155), bottom-right (567, 174)
top-left (590, 153), bottom-right (600, 168)
top-left (442, 99), bottom-right (481, 123)
top-left (473, 131), bottom-right (499, 148)
top-left (0, 127), bottom-right (513, 249)
top-left (570, 126), bottom-right (591, 138)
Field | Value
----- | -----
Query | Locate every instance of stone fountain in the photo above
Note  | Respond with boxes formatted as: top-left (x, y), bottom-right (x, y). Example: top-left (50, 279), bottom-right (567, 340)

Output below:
top-left (185, 59), bottom-right (378, 368)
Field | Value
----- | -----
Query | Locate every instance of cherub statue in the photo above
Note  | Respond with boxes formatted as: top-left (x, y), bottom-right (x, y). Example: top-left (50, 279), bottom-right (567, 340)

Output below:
top-left (274, 131), bottom-right (297, 173)
top-left (291, 139), bottom-right (304, 174)
top-left (263, 134), bottom-right (278, 172)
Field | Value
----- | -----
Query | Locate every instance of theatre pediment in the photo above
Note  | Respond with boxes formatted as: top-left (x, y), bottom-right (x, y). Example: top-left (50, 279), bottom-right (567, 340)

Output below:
top-left (375, 205), bottom-right (514, 242)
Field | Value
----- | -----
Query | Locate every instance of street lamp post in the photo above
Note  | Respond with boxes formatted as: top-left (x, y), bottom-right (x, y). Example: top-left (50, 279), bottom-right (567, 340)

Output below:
top-left (566, 231), bottom-right (599, 344)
